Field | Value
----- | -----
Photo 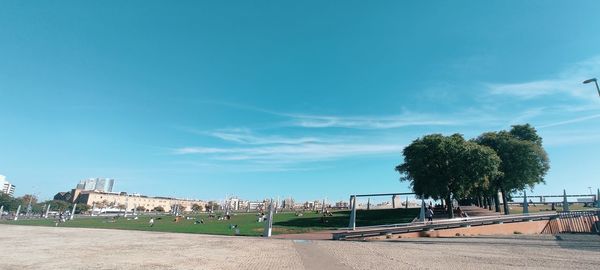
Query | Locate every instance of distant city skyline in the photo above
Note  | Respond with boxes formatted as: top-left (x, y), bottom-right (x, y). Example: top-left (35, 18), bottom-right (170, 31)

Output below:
top-left (76, 178), bottom-right (115, 193)
top-left (1, 1), bottom-right (600, 202)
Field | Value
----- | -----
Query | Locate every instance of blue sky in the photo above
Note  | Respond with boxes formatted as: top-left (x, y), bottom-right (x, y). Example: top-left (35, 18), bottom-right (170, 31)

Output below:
top-left (1, 1), bottom-right (600, 202)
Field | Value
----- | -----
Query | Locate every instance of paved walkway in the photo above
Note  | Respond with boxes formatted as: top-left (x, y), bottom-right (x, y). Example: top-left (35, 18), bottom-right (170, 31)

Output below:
top-left (273, 230), bottom-right (337, 240)
top-left (0, 225), bottom-right (598, 269)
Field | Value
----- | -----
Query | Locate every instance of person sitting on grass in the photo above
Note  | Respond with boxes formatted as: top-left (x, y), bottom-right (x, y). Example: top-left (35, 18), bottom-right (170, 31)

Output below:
top-left (320, 213), bottom-right (328, 223)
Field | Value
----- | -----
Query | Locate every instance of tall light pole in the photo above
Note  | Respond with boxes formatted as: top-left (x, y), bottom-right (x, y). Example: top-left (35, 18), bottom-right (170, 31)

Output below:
top-left (583, 78), bottom-right (600, 97)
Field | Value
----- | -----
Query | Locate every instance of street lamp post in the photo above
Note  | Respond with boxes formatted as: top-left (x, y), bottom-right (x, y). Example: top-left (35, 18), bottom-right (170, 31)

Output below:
top-left (583, 78), bottom-right (600, 97)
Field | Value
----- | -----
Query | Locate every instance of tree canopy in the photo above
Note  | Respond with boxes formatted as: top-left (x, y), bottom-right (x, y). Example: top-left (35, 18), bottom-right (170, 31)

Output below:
top-left (474, 124), bottom-right (549, 214)
top-left (0, 196), bottom-right (90, 214)
top-left (396, 133), bottom-right (501, 218)
top-left (192, 203), bottom-right (203, 212)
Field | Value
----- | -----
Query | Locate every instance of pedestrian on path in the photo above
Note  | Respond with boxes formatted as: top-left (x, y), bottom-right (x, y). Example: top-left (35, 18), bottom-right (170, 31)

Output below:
top-left (426, 206), bottom-right (434, 223)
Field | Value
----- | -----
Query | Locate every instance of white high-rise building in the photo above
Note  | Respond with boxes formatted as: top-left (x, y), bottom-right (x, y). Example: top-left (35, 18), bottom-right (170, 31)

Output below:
top-left (76, 178), bottom-right (115, 192)
top-left (0, 175), bottom-right (16, 197)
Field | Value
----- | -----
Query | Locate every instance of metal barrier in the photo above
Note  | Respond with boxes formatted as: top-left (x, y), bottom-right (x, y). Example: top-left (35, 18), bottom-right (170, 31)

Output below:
top-left (333, 212), bottom-right (557, 240)
top-left (555, 210), bottom-right (599, 234)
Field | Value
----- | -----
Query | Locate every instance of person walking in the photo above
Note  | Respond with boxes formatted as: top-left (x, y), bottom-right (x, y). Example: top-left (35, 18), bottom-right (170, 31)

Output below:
top-left (426, 206), bottom-right (434, 224)
top-left (149, 217), bottom-right (155, 227)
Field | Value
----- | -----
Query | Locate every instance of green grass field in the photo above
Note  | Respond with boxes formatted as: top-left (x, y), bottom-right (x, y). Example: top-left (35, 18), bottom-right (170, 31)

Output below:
top-left (507, 204), bottom-right (595, 214)
top-left (0, 208), bottom-right (420, 236)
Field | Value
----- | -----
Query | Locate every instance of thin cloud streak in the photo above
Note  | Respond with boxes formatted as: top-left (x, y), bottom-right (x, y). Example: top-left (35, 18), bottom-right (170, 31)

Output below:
top-left (487, 56), bottom-right (600, 100)
top-left (542, 130), bottom-right (600, 146)
top-left (288, 114), bottom-right (458, 129)
top-left (175, 143), bottom-right (404, 162)
top-left (169, 160), bottom-right (332, 172)
top-left (187, 101), bottom-right (464, 130)
top-left (208, 129), bottom-right (323, 145)
top-left (538, 114), bottom-right (600, 129)
top-left (487, 79), bottom-right (591, 99)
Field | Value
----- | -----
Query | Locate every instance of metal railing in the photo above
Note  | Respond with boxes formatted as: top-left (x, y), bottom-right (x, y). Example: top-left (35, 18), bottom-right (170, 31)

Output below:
top-left (333, 212), bottom-right (557, 240)
top-left (544, 210), bottom-right (600, 234)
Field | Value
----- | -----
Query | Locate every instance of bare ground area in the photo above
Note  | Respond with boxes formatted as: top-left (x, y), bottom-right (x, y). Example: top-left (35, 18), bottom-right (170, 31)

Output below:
top-left (0, 224), bottom-right (598, 270)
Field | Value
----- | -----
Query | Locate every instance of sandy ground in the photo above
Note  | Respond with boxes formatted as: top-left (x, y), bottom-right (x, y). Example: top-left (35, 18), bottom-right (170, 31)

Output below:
top-left (0, 225), bottom-right (599, 270)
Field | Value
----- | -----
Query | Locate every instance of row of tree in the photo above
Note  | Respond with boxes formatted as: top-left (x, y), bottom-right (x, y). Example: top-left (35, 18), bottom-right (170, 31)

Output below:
top-left (0, 194), bottom-right (90, 214)
top-left (396, 124), bottom-right (550, 218)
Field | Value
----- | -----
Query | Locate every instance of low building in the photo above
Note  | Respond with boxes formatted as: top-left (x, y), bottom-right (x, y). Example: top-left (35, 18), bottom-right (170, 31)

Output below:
top-left (282, 197), bottom-right (295, 210)
top-left (53, 191), bottom-right (73, 202)
top-left (53, 188), bottom-right (85, 203)
top-left (227, 197), bottom-right (241, 211)
top-left (334, 201), bottom-right (349, 209)
top-left (0, 175), bottom-right (16, 197)
top-left (247, 201), bottom-right (266, 211)
top-left (74, 190), bottom-right (206, 213)
top-left (302, 201), bottom-right (316, 210)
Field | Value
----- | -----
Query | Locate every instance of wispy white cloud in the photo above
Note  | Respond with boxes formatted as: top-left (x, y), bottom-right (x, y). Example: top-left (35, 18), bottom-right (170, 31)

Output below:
top-left (487, 56), bottom-right (600, 99)
top-left (287, 113), bottom-right (459, 129)
top-left (508, 107), bottom-right (546, 126)
top-left (207, 128), bottom-right (323, 145)
top-left (173, 57), bottom-right (600, 168)
top-left (538, 114), bottom-right (600, 129)
top-left (487, 80), bottom-right (585, 99)
top-left (541, 129), bottom-right (600, 146)
top-left (183, 100), bottom-right (491, 130)
top-left (175, 126), bottom-right (407, 169)
top-left (169, 160), bottom-right (333, 172)
top-left (175, 143), bottom-right (404, 162)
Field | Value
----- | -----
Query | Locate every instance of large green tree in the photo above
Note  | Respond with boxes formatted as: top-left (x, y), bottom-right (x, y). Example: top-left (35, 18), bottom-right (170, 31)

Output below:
top-left (396, 134), bottom-right (501, 218)
top-left (474, 124), bottom-right (550, 214)
top-left (45, 200), bottom-right (71, 212)
top-left (192, 203), bottom-right (203, 212)
top-left (0, 193), bottom-right (19, 211)
top-left (75, 204), bottom-right (91, 214)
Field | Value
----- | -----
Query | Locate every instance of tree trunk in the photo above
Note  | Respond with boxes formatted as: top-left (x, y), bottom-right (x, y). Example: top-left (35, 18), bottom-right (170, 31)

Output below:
top-left (483, 196), bottom-right (488, 208)
top-left (501, 188), bottom-right (510, 215)
top-left (487, 197), bottom-right (492, 211)
top-left (447, 194), bottom-right (454, 219)
top-left (494, 191), bottom-right (501, 212)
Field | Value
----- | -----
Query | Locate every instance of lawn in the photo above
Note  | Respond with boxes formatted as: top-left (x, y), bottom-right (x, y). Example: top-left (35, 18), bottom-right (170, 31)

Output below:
top-left (0, 208), bottom-right (420, 236)
top-left (506, 204), bottom-right (596, 214)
